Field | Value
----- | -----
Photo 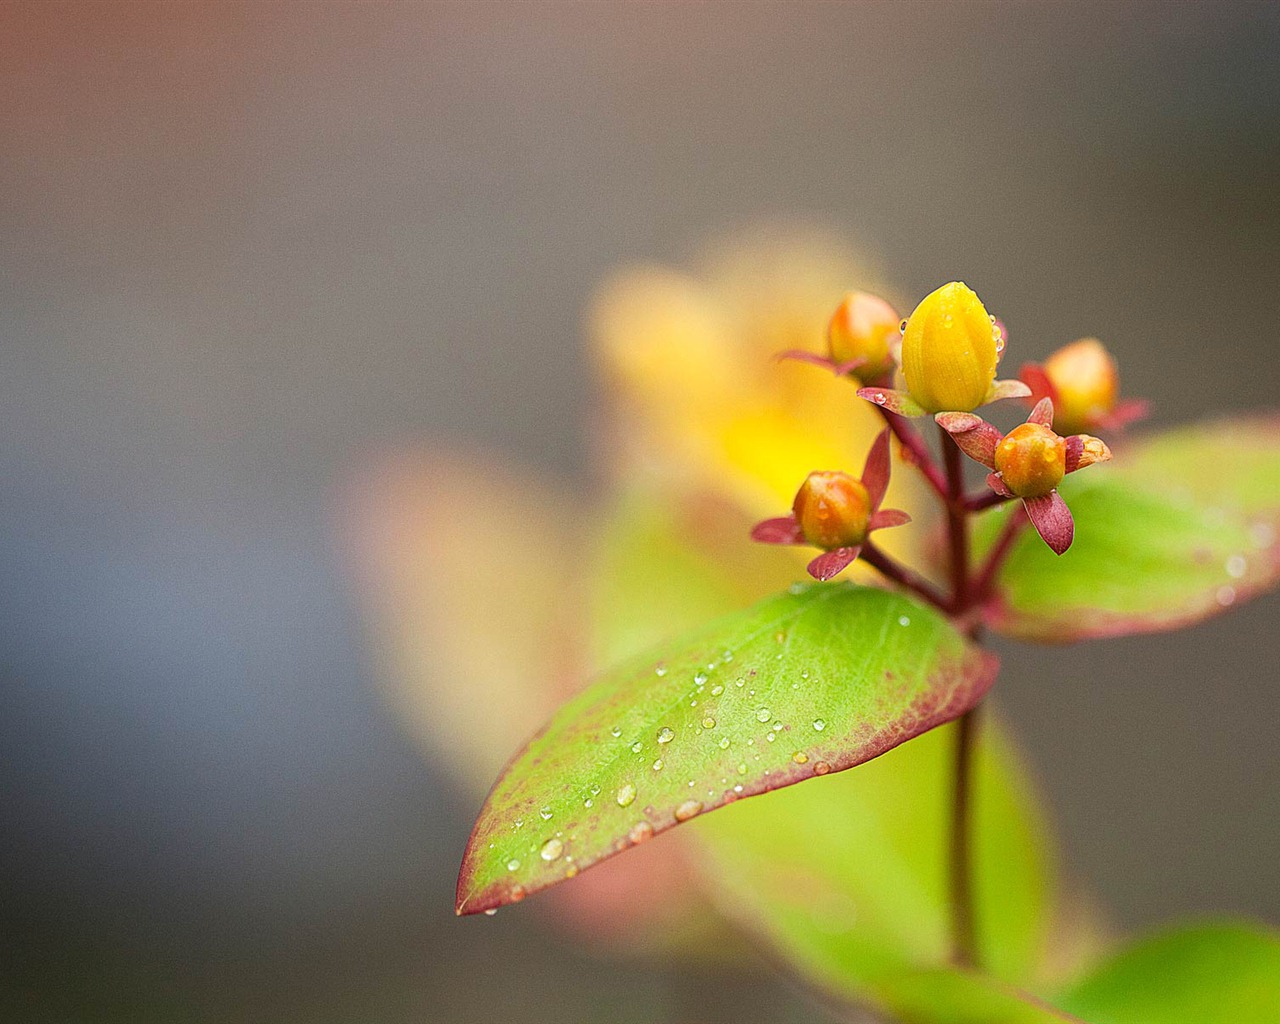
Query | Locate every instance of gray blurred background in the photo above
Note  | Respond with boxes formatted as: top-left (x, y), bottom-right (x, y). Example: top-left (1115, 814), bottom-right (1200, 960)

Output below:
top-left (1, 1), bottom-right (1277, 1021)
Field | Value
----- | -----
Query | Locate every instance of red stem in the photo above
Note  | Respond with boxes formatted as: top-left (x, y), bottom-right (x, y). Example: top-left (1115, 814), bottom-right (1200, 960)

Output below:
top-left (941, 425), bottom-right (970, 610)
top-left (873, 407), bottom-right (949, 500)
top-left (860, 541), bottom-right (952, 613)
top-left (966, 489), bottom-right (1016, 513)
top-left (950, 705), bottom-right (979, 969)
top-left (972, 506), bottom-right (1029, 602)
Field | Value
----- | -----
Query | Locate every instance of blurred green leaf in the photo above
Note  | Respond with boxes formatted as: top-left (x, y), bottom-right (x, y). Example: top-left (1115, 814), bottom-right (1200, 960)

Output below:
top-left (978, 451), bottom-right (1280, 642)
top-left (1055, 920), bottom-right (1280, 1023)
top-left (689, 716), bottom-right (1076, 1020)
top-left (1123, 413), bottom-right (1280, 522)
top-left (456, 582), bottom-right (997, 915)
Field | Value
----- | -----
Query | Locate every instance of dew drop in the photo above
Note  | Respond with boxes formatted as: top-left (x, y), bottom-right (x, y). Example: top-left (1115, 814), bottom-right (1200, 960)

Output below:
top-left (793, 752), bottom-right (809, 764)
top-left (766, 733), bottom-right (776, 742)
top-left (539, 838), bottom-right (563, 862)
top-left (1226, 554), bottom-right (1247, 579)
top-left (711, 684), bottom-right (724, 696)
top-left (693, 672), bottom-right (708, 686)
top-left (813, 719), bottom-right (826, 731)
top-left (873, 392), bottom-right (887, 406)
top-left (654, 663), bottom-right (667, 677)
top-left (565, 865), bottom-right (578, 878)
top-left (610, 726), bottom-right (622, 738)
top-left (616, 782), bottom-right (637, 807)
top-left (702, 716), bottom-right (716, 730)
top-left (814, 761), bottom-right (832, 775)
top-left (628, 821), bottom-right (654, 844)
top-left (898, 615), bottom-right (911, 627)
top-left (721, 650), bottom-right (734, 662)
top-left (484, 908), bottom-right (498, 916)
top-left (509, 885), bottom-right (526, 902)
top-left (583, 798), bottom-right (593, 808)
top-left (737, 762), bottom-right (747, 775)
top-left (718, 737), bottom-right (731, 749)
top-left (656, 726), bottom-right (675, 744)
top-left (898, 318), bottom-right (909, 335)
top-left (630, 741), bottom-right (643, 754)
top-left (755, 707), bottom-right (771, 723)
top-left (674, 799), bottom-right (703, 822)
top-left (539, 806), bottom-right (553, 820)
top-left (652, 758), bottom-right (664, 771)
top-left (506, 858), bottom-right (521, 872)
top-left (735, 677), bottom-right (746, 687)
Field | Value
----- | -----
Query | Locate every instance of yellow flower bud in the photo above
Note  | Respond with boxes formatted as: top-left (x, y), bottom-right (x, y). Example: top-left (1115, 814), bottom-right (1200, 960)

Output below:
top-left (792, 471), bottom-right (870, 549)
top-left (1043, 338), bottom-right (1118, 434)
top-left (827, 292), bottom-right (898, 381)
top-left (900, 281), bottom-right (1000, 413)
top-left (994, 423), bottom-right (1066, 498)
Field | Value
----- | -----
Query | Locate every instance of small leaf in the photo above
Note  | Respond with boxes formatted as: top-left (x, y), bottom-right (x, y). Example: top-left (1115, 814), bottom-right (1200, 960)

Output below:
top-left (456, 583), bottom-right (998, 915)
top-left (690, 717), bottom-right (1086, 1018)
top-left (977, 444), bottom-right (1280, 641)
top-left (1055, 920), bottom-right (1280, 1023)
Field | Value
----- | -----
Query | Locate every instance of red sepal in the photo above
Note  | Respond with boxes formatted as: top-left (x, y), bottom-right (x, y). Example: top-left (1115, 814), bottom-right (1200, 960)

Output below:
top-left (986, 472), bottom-right (1015, 498)
top-left (1023, 492), bottom-right (1074, 555)
top-left (751, 516), bottom-right (804, 545)
top-left (1027, 396), bottom-right (1055, 427)
top-left (937, 412), bottom-right (1002, 469)
top-left (860, 428), bottom-right (892, 510)
top-left (806, 546), bottom-right (862, 581)
top-left (869, 508), bottom-right (912, 531)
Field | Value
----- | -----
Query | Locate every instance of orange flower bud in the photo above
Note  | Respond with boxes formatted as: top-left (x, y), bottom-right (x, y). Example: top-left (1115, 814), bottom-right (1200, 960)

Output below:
top-left (994, 423), bottom-right (1066, 498)
top-left (900, 282), bottom-right (1001, 413)
top-left (1043, 338), bottom-right (1118, 434)
top-left (792, 471), bottom-right (871, 550)
top-left (827, 292), bottom-right (898, 381)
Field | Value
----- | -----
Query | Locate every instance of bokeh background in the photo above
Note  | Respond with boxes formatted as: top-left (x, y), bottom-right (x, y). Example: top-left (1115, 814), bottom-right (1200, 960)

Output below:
top-left (2, 2), bottom-right (1278, 1021)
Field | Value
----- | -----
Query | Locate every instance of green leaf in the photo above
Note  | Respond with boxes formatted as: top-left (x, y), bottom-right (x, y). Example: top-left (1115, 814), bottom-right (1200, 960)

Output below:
top-left (688, 717), bottom-right (1086, 1021)
top-left (1055, 920), bottom-right (1280, 1023)
top-left (1123, 413), bottom-right (1280, 522)
top-left (456, 582), bottom-right (998, 915)
top-left (978, 439), bottom-right (1280, 641)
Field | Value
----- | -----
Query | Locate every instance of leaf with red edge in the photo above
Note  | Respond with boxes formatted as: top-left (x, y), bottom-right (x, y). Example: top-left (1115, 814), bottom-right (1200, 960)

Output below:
top-left (456, 582), bottom-right (998, 915)
top-left (976, 440), bottom-right (1280, 641)
top-left (750, 515), bottom-right (803, 544)
top-left (860, 428), bottom-right (892, 509)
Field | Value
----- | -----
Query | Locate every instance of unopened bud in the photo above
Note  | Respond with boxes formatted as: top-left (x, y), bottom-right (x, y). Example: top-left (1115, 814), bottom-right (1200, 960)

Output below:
top-left (792, 471), bottom-right (871, 550)
top-left (827, 292), bottom-right (898, 381)
top-left (900, 282), bottom-right (1000, 413)
top-left (1043, 338), bottom-right (1118, 434)
top-left (994, 423), bottom-right (1066, 498)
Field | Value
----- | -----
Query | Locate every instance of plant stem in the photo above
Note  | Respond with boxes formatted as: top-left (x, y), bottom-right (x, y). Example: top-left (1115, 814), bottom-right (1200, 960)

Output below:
top-left (873, 407), bottom-right (949, 500)
top-left (965, 489), bottom-right (1016, 513)
top-left (861, 541), bottom-right (952, 613)
top-left (941, 425), bottom-right (970, 610)
top-left (949, 704), bottom-right (979, 969)
top-left (971, 506), bottom-right (1029, 603)
top-left (940, 424), bottom-right (980, 970)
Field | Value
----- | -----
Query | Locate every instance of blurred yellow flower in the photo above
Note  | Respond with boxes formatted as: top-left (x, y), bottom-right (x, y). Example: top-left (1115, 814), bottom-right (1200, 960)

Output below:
top-left (589, 227), bottom-right (929, 586)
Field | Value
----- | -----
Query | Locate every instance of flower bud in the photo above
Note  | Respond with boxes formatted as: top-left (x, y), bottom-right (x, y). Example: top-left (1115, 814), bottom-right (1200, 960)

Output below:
top-left (900, 282), bottom-right (1000, 413)
top-left (1043, 338), bottom-right (1118, 434)
top-left (792, 471), bottom-right (871, 549)
top-left (827, 292), bottom-right (898, 381)
top-left (994, 423), bottom-right (1067, 498)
